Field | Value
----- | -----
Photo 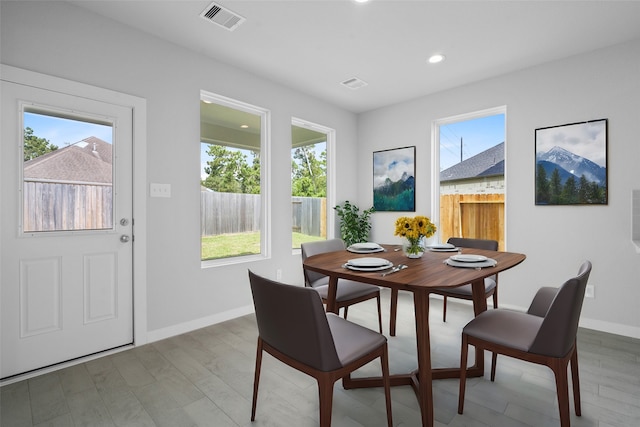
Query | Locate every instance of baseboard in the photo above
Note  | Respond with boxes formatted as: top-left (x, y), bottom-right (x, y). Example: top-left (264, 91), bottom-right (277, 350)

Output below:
top-left (146, 305), bottom-right (255, 343)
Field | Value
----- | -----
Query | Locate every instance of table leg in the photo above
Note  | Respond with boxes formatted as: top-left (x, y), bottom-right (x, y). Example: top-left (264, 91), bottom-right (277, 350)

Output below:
top-left (389, 289), bottom-right (398, 336)
top-left (470, 278), bottom-right (488, 372)
top-left (325, 276), bottom-right (339, 314)
top-left (413, 290), bottom-right (433, 427)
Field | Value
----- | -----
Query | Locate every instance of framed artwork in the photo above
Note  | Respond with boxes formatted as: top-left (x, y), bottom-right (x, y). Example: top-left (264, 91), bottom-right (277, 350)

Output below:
top-left (535, 119), bottom-right (607, 205)
top-left (373, 146), bottom-right (415, 211)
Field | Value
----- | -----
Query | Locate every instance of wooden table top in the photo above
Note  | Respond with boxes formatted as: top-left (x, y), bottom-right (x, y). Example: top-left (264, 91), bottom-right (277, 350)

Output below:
top-left (303, 244), bottom-right (526, 292)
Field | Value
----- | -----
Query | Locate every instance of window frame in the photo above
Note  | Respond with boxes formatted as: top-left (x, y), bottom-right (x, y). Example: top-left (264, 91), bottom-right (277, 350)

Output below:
top-left (291, 117), bottom-right (335, 253)
top-left (200, 91), bottom-right (271, 267)
top-left (431, 106), bottom-right (507, 246)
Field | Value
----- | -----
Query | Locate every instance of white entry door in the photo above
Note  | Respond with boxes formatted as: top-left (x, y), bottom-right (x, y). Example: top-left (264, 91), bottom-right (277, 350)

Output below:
top-left (1, 78), bottom-right (134, 379)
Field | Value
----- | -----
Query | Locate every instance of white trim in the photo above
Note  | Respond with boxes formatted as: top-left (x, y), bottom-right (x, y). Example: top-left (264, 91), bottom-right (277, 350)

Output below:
top-left (146, 305), bottom-right (255, 343)
top-left (1, 64), bottom-right (148, 346)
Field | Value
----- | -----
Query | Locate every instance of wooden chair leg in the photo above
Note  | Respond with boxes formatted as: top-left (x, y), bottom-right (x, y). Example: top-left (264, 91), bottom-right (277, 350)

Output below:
top-left (381, 345), bottom-right (393, 427)
top-left (317, 378), bottom-right (334, 427)
top-left (552, 358), bottom-right (572, 427)
top-left (343, 306), bottom-right (348, 320)
top-left (442, 296), bottom-right (448, 322)
top-left (458, 334), bottom-right (469, 414)
top-left (570, 346), bottom-right (581, 416)
top-left (490, 352), bottom-right (498, 381)
top-left (376, 294), bottom-right (383, 334)
top-left (389, 289), bottom-right (398, 336)
top-left (492, 290), bottom-right (498, 309)
top-left (251, 338), bottom-right (263, 421)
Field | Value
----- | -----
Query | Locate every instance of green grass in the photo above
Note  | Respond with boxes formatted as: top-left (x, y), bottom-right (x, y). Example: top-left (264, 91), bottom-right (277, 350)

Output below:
top-left (201, 232), bottom-right (325, 260)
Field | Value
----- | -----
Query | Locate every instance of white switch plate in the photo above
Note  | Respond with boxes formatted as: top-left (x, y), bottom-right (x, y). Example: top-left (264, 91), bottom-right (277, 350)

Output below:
top-left (150, 183), bottom-right (171, 198)
top-left (585, 285), bottom-right (594, 298)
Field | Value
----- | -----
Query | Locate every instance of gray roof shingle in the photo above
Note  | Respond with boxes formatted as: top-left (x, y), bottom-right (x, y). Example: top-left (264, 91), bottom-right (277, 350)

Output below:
top-left (440, 142), bottom-right (504, 182)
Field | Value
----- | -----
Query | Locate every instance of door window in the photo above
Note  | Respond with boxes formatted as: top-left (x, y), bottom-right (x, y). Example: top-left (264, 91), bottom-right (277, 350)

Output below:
top-left (22, 108), bottom-right (114, 233)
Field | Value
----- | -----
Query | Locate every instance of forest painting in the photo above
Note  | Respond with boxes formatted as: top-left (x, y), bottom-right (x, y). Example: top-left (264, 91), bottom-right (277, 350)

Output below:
top-left (373, 146), bottom-right (415, 211)
top-left (535, 119), bottom-right (607, 205)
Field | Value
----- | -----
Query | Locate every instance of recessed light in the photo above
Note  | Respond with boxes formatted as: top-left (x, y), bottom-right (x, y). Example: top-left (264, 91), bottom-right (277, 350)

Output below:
top-left (354, 0), bottom-right (370, 3)
top-left (428, 54), bottom-right (445, 64)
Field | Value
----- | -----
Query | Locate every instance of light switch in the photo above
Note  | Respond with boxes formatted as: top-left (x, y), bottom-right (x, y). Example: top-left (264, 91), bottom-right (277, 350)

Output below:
top-left (150, 183), bottom-right (171, 198)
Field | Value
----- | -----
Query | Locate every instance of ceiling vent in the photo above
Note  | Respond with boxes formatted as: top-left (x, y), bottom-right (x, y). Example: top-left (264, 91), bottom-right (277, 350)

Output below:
top-left (341, 77), bottom-right (368, 90)
top-left (200, 2), bottom-right (246, 31)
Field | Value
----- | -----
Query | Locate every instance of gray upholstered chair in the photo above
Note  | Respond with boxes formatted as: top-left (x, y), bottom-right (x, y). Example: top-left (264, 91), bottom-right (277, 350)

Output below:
top-left (458, 261), bottom-right (592, 427)
top-left (434, 237), bottom-right (499, 321)
top-left (301, 239), bottom-right (383, 333)
top-left (248, 271), bottom-right (393, 427)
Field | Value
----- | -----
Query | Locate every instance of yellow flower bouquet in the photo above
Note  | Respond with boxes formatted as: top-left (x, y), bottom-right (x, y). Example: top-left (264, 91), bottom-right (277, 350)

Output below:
top-left (394, 215), bottom-right (437, 257)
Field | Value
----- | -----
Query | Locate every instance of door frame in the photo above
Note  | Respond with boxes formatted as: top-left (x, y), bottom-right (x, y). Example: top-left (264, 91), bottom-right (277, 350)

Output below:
top-left (0, 64), bottom-right (147, 382)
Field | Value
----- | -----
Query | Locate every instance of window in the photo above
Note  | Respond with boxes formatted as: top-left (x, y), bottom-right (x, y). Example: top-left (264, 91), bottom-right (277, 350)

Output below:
top-left (22, 107), bottom-right (114, 233)
top-left (200, 92), bottom-right (269, 262)
top-left (433, 108), bottom-right (506, 249)
top-left (291, 118), bottom-right (334, 249)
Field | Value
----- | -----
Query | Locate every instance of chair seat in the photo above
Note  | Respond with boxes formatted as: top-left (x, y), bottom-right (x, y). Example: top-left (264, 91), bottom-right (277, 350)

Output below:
top-left (311, 277), bottom-right (379, 302)
top-left (463, 309), bottom-right (543, 352)
top-left (435, 277), bottom-right (496, 297)
top-left (326, 313), bottom-right (386, 366)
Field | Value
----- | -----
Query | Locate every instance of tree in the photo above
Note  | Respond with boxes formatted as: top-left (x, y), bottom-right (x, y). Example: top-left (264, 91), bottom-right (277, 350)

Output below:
top-left (535, 164), bottom-right (550, 204)
top-left (549, 168), bottom-right (562, 204)
top-left (201, 144), bottom-right (260, 194)
top-left (291, 145), bottom-right (326, 197)
top-left (23, 127), bottom-right (58, 161)
top-left (562, 175), bottom-right (577, 204)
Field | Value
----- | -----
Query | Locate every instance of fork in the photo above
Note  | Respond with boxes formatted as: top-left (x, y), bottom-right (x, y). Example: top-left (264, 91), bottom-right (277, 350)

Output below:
top-left (381, 264), bottom-right (407, 277)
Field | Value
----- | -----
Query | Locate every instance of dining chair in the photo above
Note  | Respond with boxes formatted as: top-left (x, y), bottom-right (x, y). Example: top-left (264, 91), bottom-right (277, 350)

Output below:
top-left (301, 239), bottom-right (383, 333)
top-left (434, 237), bottom-right (499, 322)
top-left (248, 270), bottom-right (393, 427)
top-left (458, 261), bottom-right (592, 427)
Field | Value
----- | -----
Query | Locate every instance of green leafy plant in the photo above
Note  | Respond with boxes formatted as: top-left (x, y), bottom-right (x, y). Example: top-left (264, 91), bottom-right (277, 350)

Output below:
top-left (333, 201), bottom-right (375, 247)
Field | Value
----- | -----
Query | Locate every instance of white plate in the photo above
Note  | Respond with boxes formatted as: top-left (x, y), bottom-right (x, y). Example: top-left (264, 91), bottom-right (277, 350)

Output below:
top-left (445, 258), bottom-right (497, 268)
top-left (427, 243), bottom-right (456, 250)
top-left (344, 263), bottom-right (394, 272)
top-left (450, 254), bottom-right (488, 263)
top-left (350, 242), bottom-right (382, 250)
top-left (429, 247), bottom-right (459, 252)
top-left (347, 257), bottom-right (392, 268)
top-left (347, 244), bottom-right (384, 253)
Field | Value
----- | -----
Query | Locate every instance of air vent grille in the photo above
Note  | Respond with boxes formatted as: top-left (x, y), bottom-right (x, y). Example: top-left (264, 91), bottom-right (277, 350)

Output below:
top-left (341, 77), bottom-right (368, 90)
top-left (200, 2), bottom-right (245, 31)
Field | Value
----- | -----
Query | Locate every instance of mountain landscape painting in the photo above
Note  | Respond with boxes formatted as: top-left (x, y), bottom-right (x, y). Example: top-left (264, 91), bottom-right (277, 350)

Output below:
top-left (535, 119), bottom-right (607, 205)
top-left (373, 146), bottom-right (415, 211)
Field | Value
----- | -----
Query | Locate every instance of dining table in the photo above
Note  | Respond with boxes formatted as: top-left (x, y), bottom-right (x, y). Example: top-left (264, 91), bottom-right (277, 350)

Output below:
top-left (302, 244), bottom-right (526, 427)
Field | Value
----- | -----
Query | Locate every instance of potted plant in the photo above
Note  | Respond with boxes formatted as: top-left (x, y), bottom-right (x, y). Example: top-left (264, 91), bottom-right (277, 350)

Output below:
top-left (333, 201), bottom-right (375, 247)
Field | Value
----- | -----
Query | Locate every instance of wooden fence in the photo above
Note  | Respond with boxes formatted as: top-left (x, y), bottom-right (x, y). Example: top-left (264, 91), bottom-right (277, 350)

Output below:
top-left (200, 192), bottom-right (326, 237)
top-left (440, 193), bottom-right (505, 250)
top-left (23, 181), bottom-right (113, 232)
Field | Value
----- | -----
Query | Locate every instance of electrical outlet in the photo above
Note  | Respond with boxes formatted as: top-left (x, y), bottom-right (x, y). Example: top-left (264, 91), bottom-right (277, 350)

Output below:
top-left (585, 285), bottom-right (595, 298)
top-left (276, 269), bottom-right (282, 280)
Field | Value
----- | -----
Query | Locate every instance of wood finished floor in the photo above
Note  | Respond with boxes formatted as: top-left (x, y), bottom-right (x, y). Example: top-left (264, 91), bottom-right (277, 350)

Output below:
top-left (2, 288), bottom-right (639, 427)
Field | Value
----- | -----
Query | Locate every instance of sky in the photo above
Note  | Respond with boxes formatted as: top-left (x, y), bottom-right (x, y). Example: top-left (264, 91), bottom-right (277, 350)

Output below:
top-left (439, 113), bottom-right (505, 171)
top-left (24, 112), bottom-right (113, 147)
top-left (535, 119), bottom-right (606, 167)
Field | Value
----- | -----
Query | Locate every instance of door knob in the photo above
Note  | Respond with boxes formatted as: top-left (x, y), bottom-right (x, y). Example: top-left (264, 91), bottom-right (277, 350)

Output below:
top-left (120, 235), bottom-right (130, 243)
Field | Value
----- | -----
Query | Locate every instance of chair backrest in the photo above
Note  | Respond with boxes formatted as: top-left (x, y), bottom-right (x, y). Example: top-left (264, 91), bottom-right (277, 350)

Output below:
top-left (447, 237), bottom-right (498, 251)
top-left (248, 270), bottom-right (342, 371)
top-left (529, 261), bottom-right (592, 358)
top-left (447, 237), bottom-right (499, 282)
top-left (300, 239), bottom-right (346, 287)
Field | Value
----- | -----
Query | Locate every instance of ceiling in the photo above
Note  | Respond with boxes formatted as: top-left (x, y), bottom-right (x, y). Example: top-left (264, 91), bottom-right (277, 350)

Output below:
top-left (70, 0), bottom-right (640, 114)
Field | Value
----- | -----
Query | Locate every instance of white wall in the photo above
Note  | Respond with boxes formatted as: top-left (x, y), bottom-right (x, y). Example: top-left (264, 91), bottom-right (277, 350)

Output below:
top-left (1, 1), bottom-right (359, 338)
top-left (359, 39), bottom-right (640, 337)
